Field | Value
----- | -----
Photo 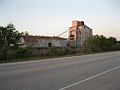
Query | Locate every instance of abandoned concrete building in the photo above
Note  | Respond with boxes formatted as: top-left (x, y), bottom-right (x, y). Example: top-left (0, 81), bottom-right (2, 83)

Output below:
top-left (68, 20), bottom-right (92, 47)
top-left (21, 20), bottom-right (92, 48)
top-left (21, 36), bottom-right (68, 48)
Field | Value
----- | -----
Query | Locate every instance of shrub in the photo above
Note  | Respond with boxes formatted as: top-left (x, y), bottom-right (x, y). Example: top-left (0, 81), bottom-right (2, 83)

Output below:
top-left (48, 47), bottom-right (57, 56)
top-left (113, 43), bottom-right (120, 50)
top-left (84, 35), bottom-right (117, 52)
top-left (16, 47), bottom-right (32, 59)
top-left (48, 47), bottom-right (66, 56)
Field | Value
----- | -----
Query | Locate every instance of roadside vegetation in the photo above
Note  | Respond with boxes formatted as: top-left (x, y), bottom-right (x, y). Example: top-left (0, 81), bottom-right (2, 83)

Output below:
top-left (84, 35), bottom-right (120, 52)
top-left (0, 24), bottom-right (22, 61)
top-left (0, 24), bottom-right (120, 63)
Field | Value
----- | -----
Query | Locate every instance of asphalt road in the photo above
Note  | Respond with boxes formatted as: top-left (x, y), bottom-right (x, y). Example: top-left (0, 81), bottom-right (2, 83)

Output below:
top-left (0, 51), bottom-right (120, 90)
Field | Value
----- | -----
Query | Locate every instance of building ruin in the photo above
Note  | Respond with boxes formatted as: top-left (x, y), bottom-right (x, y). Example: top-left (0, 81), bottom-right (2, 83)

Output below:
top-left (69, 20), bottom-right (92, 47)
top-left (21, 20), bottom-right (92, 48)
top-left (21, 36), bottom-right (68, 48)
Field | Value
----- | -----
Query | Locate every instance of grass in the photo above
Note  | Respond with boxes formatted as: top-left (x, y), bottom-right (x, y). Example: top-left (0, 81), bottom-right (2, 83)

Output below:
top-left (0, 50), bottom-right (110, 64)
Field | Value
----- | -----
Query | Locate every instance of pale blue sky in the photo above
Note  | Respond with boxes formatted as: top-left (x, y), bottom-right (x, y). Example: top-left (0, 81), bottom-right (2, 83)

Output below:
top-left (0, 0), bottom-right (120, 40)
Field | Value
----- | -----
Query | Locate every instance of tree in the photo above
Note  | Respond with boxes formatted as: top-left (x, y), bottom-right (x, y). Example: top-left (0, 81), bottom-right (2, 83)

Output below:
top-left (84, 35), bottom-right (117, 52)
top-left (0, 24), bottom-right (22, 60)
top-left (21, 31), bottom-right (29, 36)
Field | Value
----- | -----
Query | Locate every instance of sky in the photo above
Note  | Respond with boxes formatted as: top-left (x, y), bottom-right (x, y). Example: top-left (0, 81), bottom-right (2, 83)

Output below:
top-left (0, 0), bottom-right (120, 40)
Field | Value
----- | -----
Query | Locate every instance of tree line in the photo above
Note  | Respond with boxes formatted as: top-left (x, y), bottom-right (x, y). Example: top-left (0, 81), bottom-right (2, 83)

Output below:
top-left (84, 35), bottom-right (120, 52)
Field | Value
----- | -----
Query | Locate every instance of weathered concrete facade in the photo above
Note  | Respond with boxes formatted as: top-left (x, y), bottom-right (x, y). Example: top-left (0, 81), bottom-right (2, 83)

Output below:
top-left (68, 20), bottom-right (92, 47)
top-left (21, 36), bottom-right (68, 48)
top-left (21, 20), bottom-right (92, 48)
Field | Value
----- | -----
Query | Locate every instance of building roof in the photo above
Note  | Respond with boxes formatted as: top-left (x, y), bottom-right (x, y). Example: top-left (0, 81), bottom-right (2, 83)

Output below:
top-left (22, 35), bottom-right (67, 42)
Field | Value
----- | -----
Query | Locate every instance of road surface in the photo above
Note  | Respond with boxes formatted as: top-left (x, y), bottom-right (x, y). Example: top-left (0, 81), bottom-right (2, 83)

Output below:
top-left (0, 51), bottom-right (120, 90)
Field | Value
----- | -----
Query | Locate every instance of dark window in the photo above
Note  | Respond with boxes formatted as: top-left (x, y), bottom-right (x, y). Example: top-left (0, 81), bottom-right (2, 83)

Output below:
top-left (48, 42), bottom-right (52, 47)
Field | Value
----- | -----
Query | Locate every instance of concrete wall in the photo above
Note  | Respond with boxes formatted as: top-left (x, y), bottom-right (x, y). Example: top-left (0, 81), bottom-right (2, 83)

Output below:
top-left (23, 38), bottom-right (68, 48)
top-left (80, 25), bottom-right (92, 46)
top-left (37, 39), bottom-right (68, 48)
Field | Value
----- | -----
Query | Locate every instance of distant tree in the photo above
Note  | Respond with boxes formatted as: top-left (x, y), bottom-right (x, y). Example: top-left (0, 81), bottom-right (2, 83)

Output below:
top-left (0, 24), bottom-right (22, 60)
top-left (84, 35), bottom-right (117, 52)
top-left (113, 43), bottom-right (120, 50)
top-left (112, 40), bottom-right (120, 50)
top-left (21, 31), bottom-right (29, 36)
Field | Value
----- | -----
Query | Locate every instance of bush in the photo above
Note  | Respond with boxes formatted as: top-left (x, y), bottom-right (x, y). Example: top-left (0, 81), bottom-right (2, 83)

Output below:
top-left (48, 47), bottom-right (78, 56)
top-left (48, 47), bottom-right (66, 56)
top-left (65, 48), bottom-right (71, 54)
top-left (16, 47), bottom-right (32, 59)
top-left (84, 35), bottom-right (117, 52)
top-left (113, 43), bottom-right (120, 50)
top-left (48, 47), bottom-right (57, 56)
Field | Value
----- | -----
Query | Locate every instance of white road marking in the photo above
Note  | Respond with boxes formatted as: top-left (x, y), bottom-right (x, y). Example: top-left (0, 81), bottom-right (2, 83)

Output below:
top-left (58, 65), bottom-right (120, 90)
